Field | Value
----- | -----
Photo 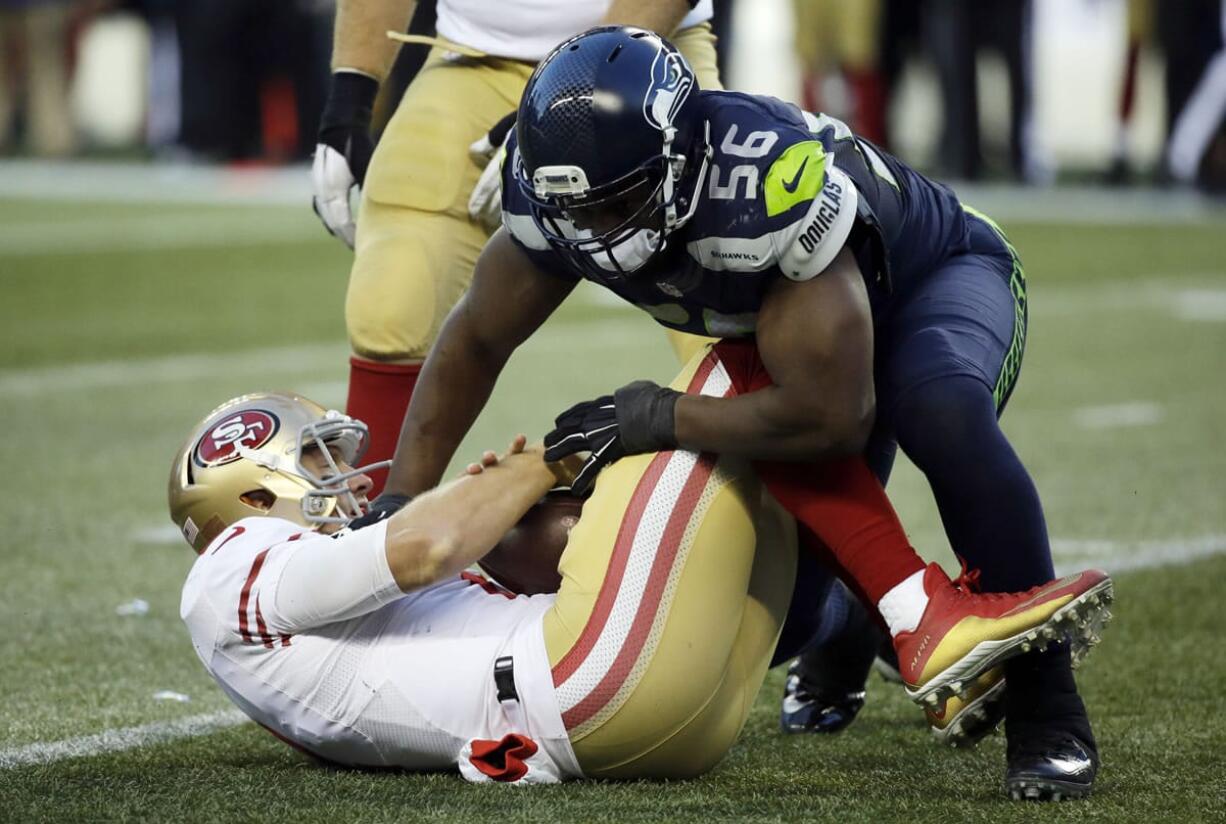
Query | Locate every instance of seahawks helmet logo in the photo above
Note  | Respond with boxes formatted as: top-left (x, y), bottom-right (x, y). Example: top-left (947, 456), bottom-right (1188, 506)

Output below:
top-left (643, 49), bottom-right (692, 131)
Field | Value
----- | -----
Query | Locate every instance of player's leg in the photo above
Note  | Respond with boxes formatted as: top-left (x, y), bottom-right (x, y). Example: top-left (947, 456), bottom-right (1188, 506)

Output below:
top-left (714, 339), bottom-right (1111, 712)
top-left (777, 435), bottom-right (895, 736)
top-left (541, 347), bottom-right (797, 779)
top-left (345, 52), bottom-right (535, 493)
top-left (881, 208), bottom-right (1101, 798)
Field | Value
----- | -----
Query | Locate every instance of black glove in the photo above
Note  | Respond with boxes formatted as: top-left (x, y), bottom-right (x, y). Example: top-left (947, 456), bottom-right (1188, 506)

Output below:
top-left (543, 381), bottom-right (681, 495)
top-left (348, 493), bottom-right (411, 531)
top-left (317, 71), bottom-right (378, 184)
top-left (312, 72), bottom-right (378, 247)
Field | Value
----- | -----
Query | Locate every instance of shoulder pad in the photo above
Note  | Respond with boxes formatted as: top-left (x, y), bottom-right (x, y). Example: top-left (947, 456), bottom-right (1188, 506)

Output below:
top-left (763, 139), bottom-right (827, 218)
top-left (500, 147), bottom-right (549, 251)
top-left (775, 162), bottom-right (859, 281)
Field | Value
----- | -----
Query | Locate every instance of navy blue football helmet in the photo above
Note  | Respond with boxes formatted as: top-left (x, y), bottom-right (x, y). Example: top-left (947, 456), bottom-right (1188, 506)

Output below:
top-left (515, 26), bottom-right (712, 280)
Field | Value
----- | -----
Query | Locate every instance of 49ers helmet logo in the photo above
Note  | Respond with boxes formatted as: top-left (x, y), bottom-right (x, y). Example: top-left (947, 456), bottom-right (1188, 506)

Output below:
top-left (194, 410), bottom-right (280, 467)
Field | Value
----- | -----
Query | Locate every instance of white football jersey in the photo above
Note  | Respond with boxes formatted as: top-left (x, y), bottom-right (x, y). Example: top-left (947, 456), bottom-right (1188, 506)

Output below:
top-left (436, 0), bottom-right (714, 62)
top-left (180, 516), bottom-right (579, 782)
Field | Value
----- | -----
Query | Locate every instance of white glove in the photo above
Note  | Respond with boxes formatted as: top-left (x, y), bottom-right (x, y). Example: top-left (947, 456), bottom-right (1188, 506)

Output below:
top-left (467, 111), bottom-right (518, 233)
top-left (312, 143), bottom-right (360, 249)
top-left (467, 132), bottom-right (506, 233)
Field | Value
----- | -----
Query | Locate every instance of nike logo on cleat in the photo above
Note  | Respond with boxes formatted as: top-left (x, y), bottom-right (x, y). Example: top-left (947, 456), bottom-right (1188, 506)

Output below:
top-left (909, 634), bottom-right (931, 677)
top-left (782, 157), bottom-right (809, 193)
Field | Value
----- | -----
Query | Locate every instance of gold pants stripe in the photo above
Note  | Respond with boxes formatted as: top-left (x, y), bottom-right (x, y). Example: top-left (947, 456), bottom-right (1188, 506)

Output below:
top-left (543, 347), bottom-right (796, 778)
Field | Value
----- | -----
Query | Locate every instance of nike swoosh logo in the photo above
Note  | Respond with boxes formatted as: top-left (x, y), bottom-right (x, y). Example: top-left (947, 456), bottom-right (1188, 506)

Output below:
top-left (782, 156), bottom-right (809, 193)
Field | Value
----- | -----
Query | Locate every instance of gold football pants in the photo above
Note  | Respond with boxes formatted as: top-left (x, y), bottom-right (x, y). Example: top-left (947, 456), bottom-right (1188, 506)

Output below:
top-left (790, 0), bottom-right (881, 73)
top-left (347, 25), bottom-right (721, 365)
top-left (541, 346), bottom-right (797, 779)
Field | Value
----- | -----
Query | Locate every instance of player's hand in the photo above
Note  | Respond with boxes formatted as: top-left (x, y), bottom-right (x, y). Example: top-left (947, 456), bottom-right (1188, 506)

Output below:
top-left (464, 435), bottom-right (528, 475)
top-left (467, 111), bottom-right (517, 232)
top-left (312, 72), bottom-right (379, 249)
top-left (348, 492), bottom-right (411, 531)
top-left (543, 381), bottom-right (681, 495)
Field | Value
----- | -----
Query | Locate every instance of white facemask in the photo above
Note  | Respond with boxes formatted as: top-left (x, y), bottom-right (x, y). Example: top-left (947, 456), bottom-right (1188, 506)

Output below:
top-left (588, 228), bottom-right (662, 274)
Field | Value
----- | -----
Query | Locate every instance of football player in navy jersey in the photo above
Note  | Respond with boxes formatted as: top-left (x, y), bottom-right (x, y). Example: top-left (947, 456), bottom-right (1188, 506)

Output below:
top-left (361, 27), bottom-right (1105, 801)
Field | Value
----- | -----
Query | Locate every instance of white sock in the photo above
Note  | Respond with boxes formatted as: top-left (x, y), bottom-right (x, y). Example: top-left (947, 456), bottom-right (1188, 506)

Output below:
top-left (877, 569), bottom-right (929, 637)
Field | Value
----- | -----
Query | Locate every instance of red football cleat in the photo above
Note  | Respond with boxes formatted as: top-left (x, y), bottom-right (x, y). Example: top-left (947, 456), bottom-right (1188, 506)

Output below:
top-left (895, 563), bottom-right (1113, 708)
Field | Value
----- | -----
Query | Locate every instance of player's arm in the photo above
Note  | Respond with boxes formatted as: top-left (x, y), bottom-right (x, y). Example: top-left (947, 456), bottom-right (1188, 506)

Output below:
top-left (674, 245), bottom-right (876, 459)
top-left (313, 0), bottom-right (417, 247)
top-left (331, 0), bottom-right (416, 80)
top-left (384, 228), bottom-right (577, 498)
top-left (543, 248), bottom-right (874, 494)
top-left (265, 439), bottom-right (561, 632)
top-left (382, 438), bottom-right (562, 589)
top-left (602, 0), bottom-right (695, 34)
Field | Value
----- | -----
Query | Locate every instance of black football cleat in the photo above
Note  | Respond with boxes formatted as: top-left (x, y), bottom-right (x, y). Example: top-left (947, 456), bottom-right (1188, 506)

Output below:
top-left (1005, 732), bottom-right (1098, 801)
top-left (780, 660), bottom-right (866, 734)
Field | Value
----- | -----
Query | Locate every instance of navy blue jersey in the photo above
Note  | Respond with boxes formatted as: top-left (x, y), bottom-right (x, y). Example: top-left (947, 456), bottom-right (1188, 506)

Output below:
top-left (502, 91), bottom-right (972, 337)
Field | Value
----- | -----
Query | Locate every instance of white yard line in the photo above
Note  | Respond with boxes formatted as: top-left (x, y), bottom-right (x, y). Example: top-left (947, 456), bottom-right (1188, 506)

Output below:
top-left (0, 317), bottom-right (650, 399)
top-left (1171, 288), bottom-right (1226, 322)
top-left (1030, 280), bottom-right (1226, 320)
top-left (3, 160), bottom-right (1225, 224)
top-left (0, 710), bottom-right (249, 769)
top-left (0, 213), bottom-right (319, 256)
top-left (1073, 401), bottom-right (1165, 429)
top-left (1053, 533), bottom-right (1226, 576)
top-left (0, 160), bottom-right (310, 206)
top-left (0, 343), bottom-right (345, 397)
top-left (131, 524), bottom-right (186, 545)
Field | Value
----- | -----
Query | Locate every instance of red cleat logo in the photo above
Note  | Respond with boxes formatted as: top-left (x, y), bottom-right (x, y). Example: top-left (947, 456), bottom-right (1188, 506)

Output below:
top-left (194, 410), bottom-right (279, 467)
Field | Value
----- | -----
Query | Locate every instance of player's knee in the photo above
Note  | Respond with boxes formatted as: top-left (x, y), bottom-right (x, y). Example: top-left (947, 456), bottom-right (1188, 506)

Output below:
top-left (346, 295), bottom-right (437, 361)
top-left (892, 374), bottom-right (999, 469)
top-left (345, 260), bottom-right (439, 362)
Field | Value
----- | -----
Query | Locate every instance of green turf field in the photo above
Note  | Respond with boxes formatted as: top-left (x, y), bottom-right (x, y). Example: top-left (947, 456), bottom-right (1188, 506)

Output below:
top-left (1, 187), bottom-right (1223, 822)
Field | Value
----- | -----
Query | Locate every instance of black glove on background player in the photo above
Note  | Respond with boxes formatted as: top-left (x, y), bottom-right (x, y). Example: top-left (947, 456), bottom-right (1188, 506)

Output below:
top-left (544, 381), bottom-right (681, 495)
top-left (312, 72), bottom-right (379, 248)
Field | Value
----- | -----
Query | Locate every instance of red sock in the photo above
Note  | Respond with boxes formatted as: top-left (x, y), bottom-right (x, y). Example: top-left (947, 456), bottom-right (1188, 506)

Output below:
top-left (711, 340), bottom-right (925, 605)
top-left (346, 357), bottom-right (421, 497)
top-left (757, 457), bottom-right (924, 605)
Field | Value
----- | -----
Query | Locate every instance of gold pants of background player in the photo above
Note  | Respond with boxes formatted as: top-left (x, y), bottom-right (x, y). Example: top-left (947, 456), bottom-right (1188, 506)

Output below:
top-left (348, 25), bottom-right (721, 366)
top-left (541, 346), bottom-right (797, 779)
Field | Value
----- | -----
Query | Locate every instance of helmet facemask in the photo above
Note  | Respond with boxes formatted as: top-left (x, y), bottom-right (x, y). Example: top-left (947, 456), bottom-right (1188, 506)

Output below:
top-left (524, 125), bottom-right (711, 283)
top-left (235, 411), bottom-right (386, 527)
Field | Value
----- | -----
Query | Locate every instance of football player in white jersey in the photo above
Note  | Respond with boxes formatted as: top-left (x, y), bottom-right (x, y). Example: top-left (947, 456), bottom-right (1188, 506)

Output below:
top-left (170, 349), bottom-right (805, 782)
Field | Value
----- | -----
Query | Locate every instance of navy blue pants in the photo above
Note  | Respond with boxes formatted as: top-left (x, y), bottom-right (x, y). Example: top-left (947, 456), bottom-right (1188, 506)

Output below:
top-left (775, 211), bottom-right (1047, 658)
top-left (774, 212), bottom-right (1089, 748)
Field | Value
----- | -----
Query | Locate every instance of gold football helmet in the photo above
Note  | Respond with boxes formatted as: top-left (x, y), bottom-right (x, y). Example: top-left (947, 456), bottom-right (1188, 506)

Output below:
top-left (168, 392), bottom-right (390, 553)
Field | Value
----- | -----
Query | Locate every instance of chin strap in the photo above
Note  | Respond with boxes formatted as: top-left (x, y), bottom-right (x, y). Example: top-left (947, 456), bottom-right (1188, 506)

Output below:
top-left (665, 120), bottom-right (712, 233)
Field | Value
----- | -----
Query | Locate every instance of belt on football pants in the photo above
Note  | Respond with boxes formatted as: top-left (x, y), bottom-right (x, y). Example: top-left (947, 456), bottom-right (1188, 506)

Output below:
top-left (387, 31), bottom-right (490, 60)
top-left (493, 655), bottom-right (528, 732)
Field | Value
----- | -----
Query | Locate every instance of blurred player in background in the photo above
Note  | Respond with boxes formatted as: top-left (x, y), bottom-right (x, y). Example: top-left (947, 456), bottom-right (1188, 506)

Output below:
top-left (311, 0), bottom-right (722, 495)
top-left (1163, 0), bottom-right (1226, 189)
top-left (790, 0), bottom-right (887, 146)
top-left (0, 0), bottom-right (78, 156)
